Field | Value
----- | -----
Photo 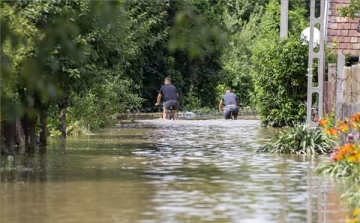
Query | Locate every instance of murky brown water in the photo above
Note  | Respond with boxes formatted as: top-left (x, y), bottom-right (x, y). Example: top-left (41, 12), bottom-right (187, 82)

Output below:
top-left (0, 119), bottom-right (350, 223)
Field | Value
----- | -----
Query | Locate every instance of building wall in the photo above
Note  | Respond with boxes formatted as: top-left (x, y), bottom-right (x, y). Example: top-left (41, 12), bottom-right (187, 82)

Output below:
top-left (327, 0), bottom-right (360, 56)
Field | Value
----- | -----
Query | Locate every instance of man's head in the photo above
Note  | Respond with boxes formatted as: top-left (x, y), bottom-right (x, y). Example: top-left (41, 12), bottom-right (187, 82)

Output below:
top-left (225, 87), bottom-right (231, 94)
top-left (165, 77), bottom-right (171, 84)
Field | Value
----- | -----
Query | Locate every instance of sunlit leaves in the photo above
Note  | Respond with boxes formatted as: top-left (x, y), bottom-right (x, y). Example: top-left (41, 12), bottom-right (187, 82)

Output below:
top-left (168, 3), bottom-right (227, 59)
top-left (338, 0), bottom-right (360, 19)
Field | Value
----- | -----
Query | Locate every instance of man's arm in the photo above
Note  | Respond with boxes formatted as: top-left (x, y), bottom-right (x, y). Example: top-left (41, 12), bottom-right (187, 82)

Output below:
top-left (155, 93), bottom-right (162, 105)
top-left (219, 99), bottom-right (224, 111)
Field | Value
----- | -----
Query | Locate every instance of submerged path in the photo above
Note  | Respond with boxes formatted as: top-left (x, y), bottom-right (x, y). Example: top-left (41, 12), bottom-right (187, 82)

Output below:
top-left (0, 119), bottom-right (348, 223)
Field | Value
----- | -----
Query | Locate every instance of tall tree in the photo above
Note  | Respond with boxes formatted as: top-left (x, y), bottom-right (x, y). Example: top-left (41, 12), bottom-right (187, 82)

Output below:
top-left (251, 0), bottom-right (309, 127)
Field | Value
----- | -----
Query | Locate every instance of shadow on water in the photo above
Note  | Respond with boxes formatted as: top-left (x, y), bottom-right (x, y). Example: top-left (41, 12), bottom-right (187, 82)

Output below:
top-left (0, 119), bottom-right (351, 223)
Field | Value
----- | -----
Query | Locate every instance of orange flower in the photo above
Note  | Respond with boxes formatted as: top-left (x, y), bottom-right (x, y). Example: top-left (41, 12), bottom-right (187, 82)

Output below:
top-left (341, 143), bottom-right (355, 154)
top-left (338, 122), bottom-right (350, 133)
top-left (327, 127), bottom-right (339, 136)
top-left (319, 118), bottom-right (328, 128)
top-left (334, 152), bottom-right (344, 161)
top-left (351, 112), bottom-right (360, 123)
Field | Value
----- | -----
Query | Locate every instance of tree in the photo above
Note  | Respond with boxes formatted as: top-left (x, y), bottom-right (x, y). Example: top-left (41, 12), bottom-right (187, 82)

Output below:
top-left (1, 0), bottom-right (143, 153)
top-left (220, 0), bottom-right (267, 106)
top-left (250, 0), bottom-right (309, 127)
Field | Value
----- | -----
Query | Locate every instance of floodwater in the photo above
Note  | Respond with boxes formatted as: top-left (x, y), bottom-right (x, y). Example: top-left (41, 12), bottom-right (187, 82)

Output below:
top-left (0, 119), bottom-right (350, 223)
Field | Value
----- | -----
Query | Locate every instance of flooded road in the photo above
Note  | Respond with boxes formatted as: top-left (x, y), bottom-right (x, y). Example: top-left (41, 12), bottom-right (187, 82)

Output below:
top-left (0, 119), bottom-right (349, 223)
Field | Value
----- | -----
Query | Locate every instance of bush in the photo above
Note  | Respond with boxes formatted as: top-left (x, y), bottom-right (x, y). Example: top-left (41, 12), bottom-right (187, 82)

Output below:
top-left (257, 123), bottom-right (335, 154)
top-left (251, 36), bottom-right (308, 127)
top-left (250, 0), bottom-right (309, 127)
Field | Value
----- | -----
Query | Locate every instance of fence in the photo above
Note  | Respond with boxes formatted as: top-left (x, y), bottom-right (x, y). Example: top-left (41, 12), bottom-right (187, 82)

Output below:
top-left (324, 53), bottom-right (360, 121)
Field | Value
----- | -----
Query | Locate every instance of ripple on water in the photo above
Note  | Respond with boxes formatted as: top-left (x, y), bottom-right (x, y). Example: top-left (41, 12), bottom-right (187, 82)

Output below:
top-left (0, 119), bottom-right (350, 223)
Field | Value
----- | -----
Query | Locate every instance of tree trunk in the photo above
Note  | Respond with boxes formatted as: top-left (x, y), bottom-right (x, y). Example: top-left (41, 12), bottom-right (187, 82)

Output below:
top-left (60, 107), bottom-right (67, 140)
top-left (27, 117), bottom-right (37, 154)
top-left (0, 122), bottom-right (5, 157)
top-left (39, 106), bottom-right (48, 153)
top-left (15, 119), bottom-right (23, 152)
top-left (21, 115), bottom-right (30, 152)
top-left (2, 121), bottom-right (16, 154)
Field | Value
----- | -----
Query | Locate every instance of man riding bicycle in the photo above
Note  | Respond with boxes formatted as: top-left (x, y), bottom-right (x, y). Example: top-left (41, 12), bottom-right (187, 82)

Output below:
top-left (155, 77), bottom-right (180, 120)
top-left (219, 87), bottom-right (240, 120)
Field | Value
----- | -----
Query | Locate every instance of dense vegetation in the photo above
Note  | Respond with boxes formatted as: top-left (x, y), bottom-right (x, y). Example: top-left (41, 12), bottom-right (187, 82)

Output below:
top-left (1, 0), bottom-right (358, 154)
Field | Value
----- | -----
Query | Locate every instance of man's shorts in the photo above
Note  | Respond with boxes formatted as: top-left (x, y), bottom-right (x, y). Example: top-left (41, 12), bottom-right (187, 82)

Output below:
top-left (163, 100), bottom-right (180, 110)
top-left (224, 105), bottom-right (239, 119)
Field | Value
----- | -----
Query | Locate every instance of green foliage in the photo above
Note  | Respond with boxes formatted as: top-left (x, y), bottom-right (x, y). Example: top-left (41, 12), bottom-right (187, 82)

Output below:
top-left (338, 0), bottom-right (360, 18)
top-left (182, 86), bottom-right (201, 111)
top-left (317, 160), bottom-right (360, 179)
top-left (168, 0), bottom-right (227, 59)
top-left (66, 120), bottom-right (91, 136)
top-left (1, 0), bottom-right (144, 134)
top-left (249, 0), bottom-right (310, 127)
top-left (343, 183), bottom-right (360, 208)
top-left (315, 112), bottom-right (360, 217)
top-left (1, 0), bottom-right (329, 143)
top-left (257, 124), bottom-right (336, 154)
top-left (123, 0), bottom-right (228, 111)
top-left (251, 36), bottom-right (308, 126)
top-left (316, 112), bottom-right (360, 181)
top-left (66, 76), bottom-right (143, 131)
top-left (220, 4), bottom-right (264, 107)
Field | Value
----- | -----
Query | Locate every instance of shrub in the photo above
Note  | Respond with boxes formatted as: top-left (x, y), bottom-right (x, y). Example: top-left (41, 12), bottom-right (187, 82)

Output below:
top-left (257, 123), bottom-right (335, 154)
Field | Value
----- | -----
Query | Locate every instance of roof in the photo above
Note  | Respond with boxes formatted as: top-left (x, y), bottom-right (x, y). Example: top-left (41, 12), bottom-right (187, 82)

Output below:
top-left (327, 0), bottom-right (360, 55)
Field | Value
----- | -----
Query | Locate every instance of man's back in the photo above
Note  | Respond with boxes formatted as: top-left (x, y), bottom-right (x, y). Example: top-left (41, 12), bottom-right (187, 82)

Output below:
top-left (159, 84), bottom-right (178, 102)
top-left (222, 93), bottom-right (238, 106)
top-left (156, 77), bottom-right (180, 120)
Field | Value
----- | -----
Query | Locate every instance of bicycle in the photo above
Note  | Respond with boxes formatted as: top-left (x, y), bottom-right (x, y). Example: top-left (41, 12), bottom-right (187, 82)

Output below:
top-left (225, 111), bottom-right (235, 120)
top-left (220, 105), bottom-right (239, 120)
top-left (155, 104), bottom-right (175, 120)
top-left (167, 105), bottom-right (175, 120)
top-left (223, 110), bottom-right (237, 120)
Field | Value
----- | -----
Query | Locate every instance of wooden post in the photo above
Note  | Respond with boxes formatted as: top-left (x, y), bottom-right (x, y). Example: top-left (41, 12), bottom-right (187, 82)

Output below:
top-left (335, 53), bottom-right (346, 122)
top-left (351, 65), bottom-right (360, 103)
top-left (324, 64), bottom-right (337, 114)
top-left (344, 67), bottom-right (351, 104)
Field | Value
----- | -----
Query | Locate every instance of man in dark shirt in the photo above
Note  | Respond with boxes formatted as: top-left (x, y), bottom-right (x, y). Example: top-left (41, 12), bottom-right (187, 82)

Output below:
top-left (155, 77), bottom-right (180, 120)
top-left (219, 87), bottom-right (240, 120)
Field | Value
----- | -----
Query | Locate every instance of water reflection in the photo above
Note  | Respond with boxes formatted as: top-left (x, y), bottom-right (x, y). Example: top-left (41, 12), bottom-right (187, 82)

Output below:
top-left (0, 119), bottom-right (351, 223)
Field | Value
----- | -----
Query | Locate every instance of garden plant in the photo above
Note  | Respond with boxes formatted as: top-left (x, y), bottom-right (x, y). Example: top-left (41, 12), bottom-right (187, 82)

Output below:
top-left (316, 112), bottom-right (360, 223)
top-left (256, 123), bottom-right (335, 154)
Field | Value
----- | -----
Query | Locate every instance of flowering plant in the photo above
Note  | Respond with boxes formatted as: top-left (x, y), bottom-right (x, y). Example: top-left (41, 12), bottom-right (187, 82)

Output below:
top-left (317, 112), bottom-right (360, 222)
top-left (319, 112), bottom-right (360, 171)
top-left (346, 208), bottom-right (359, 223)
